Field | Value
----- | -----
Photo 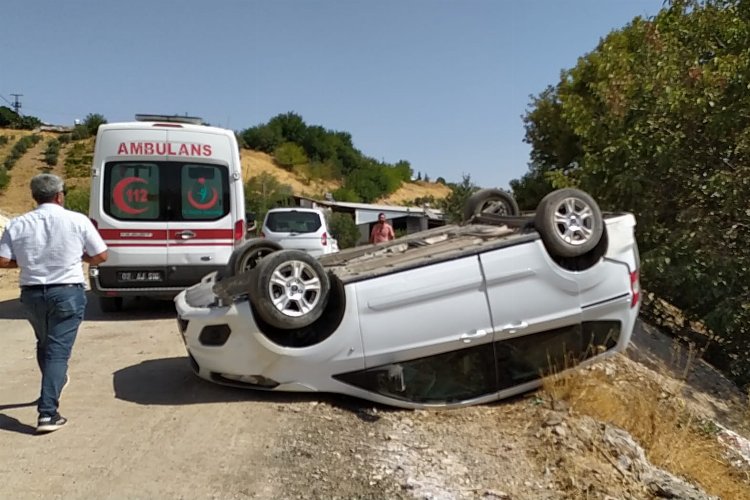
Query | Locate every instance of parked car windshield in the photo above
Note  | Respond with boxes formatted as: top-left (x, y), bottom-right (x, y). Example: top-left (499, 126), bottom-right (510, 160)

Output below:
top-left (265, 211), bottom-right (322, 233)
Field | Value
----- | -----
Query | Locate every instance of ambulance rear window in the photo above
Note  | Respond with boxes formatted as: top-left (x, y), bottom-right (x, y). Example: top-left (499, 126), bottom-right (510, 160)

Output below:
top-left (106, 163), bottom-right (160, 220)
top-left (180, 165), bottom-right (226, 220)
top-left (103, 161), bottom-right (230, 222)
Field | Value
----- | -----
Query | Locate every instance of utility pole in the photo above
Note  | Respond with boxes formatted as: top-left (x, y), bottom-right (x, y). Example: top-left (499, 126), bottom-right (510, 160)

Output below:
top-left (10, 94), bottom-right (22, 115)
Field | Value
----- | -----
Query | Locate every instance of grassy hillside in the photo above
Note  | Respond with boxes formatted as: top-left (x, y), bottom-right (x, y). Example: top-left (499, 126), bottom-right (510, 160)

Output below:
top-left (0, 128), bottom-right (451, 215)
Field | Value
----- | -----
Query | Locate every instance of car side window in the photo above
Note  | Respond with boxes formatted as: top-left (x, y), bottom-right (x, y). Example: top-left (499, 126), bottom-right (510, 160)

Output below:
top-left (495, 320), bottom-right (621, 390)
top-left (335, 344), bottom-right (496, 404)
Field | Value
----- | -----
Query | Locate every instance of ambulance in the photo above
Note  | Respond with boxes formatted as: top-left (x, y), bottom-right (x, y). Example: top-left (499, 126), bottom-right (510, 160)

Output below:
top-left (88, 114), bottom-right (247, 312)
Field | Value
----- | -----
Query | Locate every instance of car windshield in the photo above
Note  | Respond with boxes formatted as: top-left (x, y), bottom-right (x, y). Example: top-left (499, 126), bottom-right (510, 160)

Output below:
top-left (265, 211), bottom-right (322, 233)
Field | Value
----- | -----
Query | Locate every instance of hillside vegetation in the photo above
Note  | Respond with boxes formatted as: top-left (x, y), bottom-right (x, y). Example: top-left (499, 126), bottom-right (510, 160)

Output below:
top-left (0, 127), bottom-right (451, 218)
top-left (515, 0), bottom-right (750, 385)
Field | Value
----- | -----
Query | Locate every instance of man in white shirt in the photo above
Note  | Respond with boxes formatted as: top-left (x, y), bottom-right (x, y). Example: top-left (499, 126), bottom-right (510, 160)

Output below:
top-left (0, 174), bottom-right (108, 433)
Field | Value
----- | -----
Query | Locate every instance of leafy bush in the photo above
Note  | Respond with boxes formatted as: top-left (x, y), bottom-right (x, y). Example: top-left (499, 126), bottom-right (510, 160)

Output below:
top-left (437, 174), bottom-right (478, 223)
top-left (0, 106), bottom-right (42, 129)
top-left (0, 166), bottom-right (9, 190)
top-left (44, 139), bottom-right (60, 166)
top-left (244, 173), bottom-right (294, 231)
top-left (273, 142), bottom-right (308, 169)
top-left (328, 212), bottom-right (361, 249)
top-left (516, 0), bottom-right (750, 383)
top-left (64, 142), bottom-right (93, 178)
top-left (0, 135), bottom-right (8, 146)
top-left (240, 113), bottom-right (411, 202)
top-left (71, 125), bottom-right (90, 141)
top-left (82, 113), bottom-right (107, 136)
top-left (331, 187), bottom-right (360, 202)
top-left (3, 134), bottom-right (42, 170)
top-left (64, 186), bottom-right (90, 215)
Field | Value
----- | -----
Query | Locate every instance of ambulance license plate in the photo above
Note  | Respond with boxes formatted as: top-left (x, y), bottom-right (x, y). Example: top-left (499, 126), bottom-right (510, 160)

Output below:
top-left (117, 271), bottom-right (163, 282)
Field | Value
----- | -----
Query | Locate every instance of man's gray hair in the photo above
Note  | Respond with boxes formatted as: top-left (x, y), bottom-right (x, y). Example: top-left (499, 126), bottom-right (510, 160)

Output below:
top-left (30, 173), bottom-right (64, 204)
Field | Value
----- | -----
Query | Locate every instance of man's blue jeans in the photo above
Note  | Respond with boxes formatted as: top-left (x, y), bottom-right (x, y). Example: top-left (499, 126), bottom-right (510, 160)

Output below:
top-left (20, 284), bottom-right (86, 418)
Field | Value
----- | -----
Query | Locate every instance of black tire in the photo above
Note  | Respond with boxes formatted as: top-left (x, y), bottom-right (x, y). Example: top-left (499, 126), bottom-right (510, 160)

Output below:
top-left (251, 250), bottom-right (330, 330)
top-left (222, 238), bottom-right (283, 278)
top-left (534, 188), bottom-right (604, 258)
top-left (99, 296), bottom-right (123, 313)
top-left (462, 189), bottom-right (520, 222)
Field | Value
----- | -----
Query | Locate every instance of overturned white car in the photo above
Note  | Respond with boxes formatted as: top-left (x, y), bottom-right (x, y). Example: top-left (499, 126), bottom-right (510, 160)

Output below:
top-left (175, 189), bottom-right (640, 409)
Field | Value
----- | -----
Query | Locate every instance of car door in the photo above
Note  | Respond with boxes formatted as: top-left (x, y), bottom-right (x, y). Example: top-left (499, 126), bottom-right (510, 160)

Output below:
top-left (478, 239), bottom-right (583, 390)
top-left (353, 255), bottom-right (498, 406)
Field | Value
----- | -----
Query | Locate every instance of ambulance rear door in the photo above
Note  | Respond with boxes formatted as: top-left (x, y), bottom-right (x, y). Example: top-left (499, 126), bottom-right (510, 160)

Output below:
top-left (96, 128), bottom-right (170, 291)
top-left (163, 128), bottom-right (239, 287)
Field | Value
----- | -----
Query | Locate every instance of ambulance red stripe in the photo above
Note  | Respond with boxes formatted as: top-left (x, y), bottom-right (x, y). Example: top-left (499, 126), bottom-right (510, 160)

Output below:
top-left (99, 229), bottom-right (233, 240)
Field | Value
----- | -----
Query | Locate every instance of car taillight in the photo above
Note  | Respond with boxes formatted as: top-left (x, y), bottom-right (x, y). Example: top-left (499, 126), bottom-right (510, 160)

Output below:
top-left (321, 232), bottom-right (328, 246)
top-left (234, 220), bottom-right (244, 242)
top-left (630, 270), bottom-right (640, 308)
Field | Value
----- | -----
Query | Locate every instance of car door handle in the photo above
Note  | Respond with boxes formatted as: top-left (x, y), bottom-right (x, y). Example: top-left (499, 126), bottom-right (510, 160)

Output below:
top-left (501, 321), bottom-right (528, 334)
top-left (460, 329), bottom-right (487, 344)
top-left (176, 230), bottom-right (196, 240)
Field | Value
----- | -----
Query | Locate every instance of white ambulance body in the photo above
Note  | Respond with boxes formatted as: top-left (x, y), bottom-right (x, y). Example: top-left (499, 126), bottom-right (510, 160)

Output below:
top-left (88, 115), bottom-right (246, 312)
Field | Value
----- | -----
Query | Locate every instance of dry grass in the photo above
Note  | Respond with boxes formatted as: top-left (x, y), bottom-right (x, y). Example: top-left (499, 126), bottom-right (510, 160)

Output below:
top-left (545, 358), bottom-right (750, 499)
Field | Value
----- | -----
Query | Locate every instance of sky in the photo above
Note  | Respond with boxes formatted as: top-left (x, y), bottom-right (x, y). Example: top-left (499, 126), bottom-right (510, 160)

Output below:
top-left (1, 0), bottom-right (664, 190)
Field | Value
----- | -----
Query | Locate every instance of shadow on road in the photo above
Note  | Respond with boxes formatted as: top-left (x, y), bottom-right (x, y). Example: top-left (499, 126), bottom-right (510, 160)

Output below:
top-left (0, 292), bottom-right (177, 322)
top-left (85, 294), bottom-right (177, 321)
top-left (0, 409), bottom-right (37, 435)
top-left (113, 357), bottom-right (411, 422)
top-left (0, 297), bottom-right (26, 320)
top-left (113, 357), bottom-right (320, 406)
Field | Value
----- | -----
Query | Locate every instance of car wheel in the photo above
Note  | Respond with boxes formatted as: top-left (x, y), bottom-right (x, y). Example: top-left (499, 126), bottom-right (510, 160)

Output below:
top-left (99, 296), bottom-right (123, 313)
top-left (221, 238), bottom-right (283, 279)
top-left (462, 188), bottom-right (520, 222)
top-left (251, 250), bottom-right (330, 330)
top-left (534, 188), bottom-right (604, 258)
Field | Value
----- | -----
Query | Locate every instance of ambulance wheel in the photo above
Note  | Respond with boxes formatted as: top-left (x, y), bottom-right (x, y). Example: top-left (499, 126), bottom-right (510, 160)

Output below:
top-left (99, 296), bottom-right (123, 313)
top-left (534, 188), bottom-right (604, 258)
top-left (223, 238), bottom-right (283, 278)
top-left (251, 250), bottom-right (330, 330)
top-left (463, 189), bottom-right (520, 222)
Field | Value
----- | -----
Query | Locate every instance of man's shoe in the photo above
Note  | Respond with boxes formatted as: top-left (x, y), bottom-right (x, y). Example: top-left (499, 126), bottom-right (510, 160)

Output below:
top-left (37, 414), bottom-right (67, 433)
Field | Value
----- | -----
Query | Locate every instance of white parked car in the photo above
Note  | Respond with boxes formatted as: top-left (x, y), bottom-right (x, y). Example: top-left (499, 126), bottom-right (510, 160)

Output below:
top-left (261, 207), bottom-right (338, 258)
top-left (175, 189), bottom-right (641, 409)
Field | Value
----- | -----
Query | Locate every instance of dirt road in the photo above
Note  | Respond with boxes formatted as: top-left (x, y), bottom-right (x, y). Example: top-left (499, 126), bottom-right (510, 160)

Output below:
top-left (1, 276), bottom-right (748, 499)
top-left (0, 292), bottom-right (290, 499)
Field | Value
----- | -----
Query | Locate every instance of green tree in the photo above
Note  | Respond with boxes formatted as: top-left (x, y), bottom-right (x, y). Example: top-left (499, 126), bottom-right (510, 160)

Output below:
top-left (328, 212), bottom-right (361, 249)
top-left (244, 173), bottom-right (294, 233)
top-left (0, 107), bottom-right (41, 129)
top-left (273, 142), bottom-right (308, 169)
top-left (241, 124), bottom-right (283, 152)
top-left (517, 0), bottom-right (750, 383)
top-left (437, 174), bottom-right (478, 223)
top-left (83, 113), bottom-right (107, 136)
